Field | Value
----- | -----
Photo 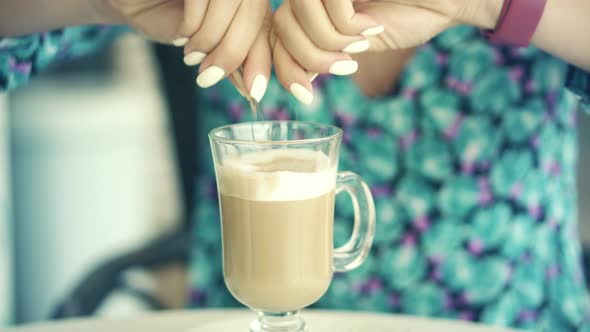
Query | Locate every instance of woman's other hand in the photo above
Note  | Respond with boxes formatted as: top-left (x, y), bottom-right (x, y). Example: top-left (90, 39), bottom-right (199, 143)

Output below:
top-left (352, 0), bottom-right (503, 51)
top-left (105, 0), bottom-right (271, 96)
top-left (271, 0), bottom-right (504, 104)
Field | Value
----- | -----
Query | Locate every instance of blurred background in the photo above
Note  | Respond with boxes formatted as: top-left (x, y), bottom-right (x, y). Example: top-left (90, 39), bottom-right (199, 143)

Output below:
top-left (0, 34), bottom-right (589, 326)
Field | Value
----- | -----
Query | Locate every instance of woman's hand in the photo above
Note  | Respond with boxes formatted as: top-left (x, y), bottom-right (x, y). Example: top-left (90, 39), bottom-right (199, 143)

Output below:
top-left (352, 0), bottom-right (503, 51)
top-left (271, 0), bottom-right (385, 104)
top-left (271, 0), bottom-right (504, 104)
top-left (105, 0), bottom-right (272, 97)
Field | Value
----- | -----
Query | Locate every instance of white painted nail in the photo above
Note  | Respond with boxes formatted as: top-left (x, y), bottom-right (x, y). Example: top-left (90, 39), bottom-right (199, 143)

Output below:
top-left (196, 66), bottom-right (225, 88)
top-left (290, 83), bottom-right (313, 105)
top-left (308, 72), bottom-right (319, 82)
top-left (361, 25), bottom-right (385, 37)
top-left (329, 60), bottom-right (358, 76)
top-left (183, 52), bottom-right (206, 66)
top-left (172, 37), bottom-right (188, 47)
top-left (342, 40), bottom-right (369, 54)
top-left (249, 75), bottom-right (268, 103)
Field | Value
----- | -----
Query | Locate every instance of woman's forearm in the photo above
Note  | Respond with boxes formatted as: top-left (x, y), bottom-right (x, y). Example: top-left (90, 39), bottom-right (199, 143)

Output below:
top-left (0, 0), bottom-right (111, 37)
top-left (531, 0), bottom-right (590, 71)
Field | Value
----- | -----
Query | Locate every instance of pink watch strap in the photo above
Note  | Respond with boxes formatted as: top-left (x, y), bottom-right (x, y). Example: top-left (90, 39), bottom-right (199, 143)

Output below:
top-left (486, 0), bottom-right (548, 47)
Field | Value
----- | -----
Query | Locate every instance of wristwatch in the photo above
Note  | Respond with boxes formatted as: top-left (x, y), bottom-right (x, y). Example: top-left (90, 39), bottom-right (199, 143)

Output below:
top-left (485, 0), bottom-right (548, 47)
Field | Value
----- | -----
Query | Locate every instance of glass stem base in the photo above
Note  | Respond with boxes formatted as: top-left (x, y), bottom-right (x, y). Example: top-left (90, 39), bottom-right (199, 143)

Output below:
top-left (250, 311), bottom-right (307, 332)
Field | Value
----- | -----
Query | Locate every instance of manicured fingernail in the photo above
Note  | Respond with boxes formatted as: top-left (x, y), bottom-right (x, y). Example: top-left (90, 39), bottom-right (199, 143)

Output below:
top-left (196, 66), bottom-right (225, 88)
top-left (250, 75), bottom-right (268, 103)
top-left (290, 83), bottom-right (313, 105)
top-left (342, 40), bottom-right (369, 54)
top-left (329, 60), bottom-right (358, 76)
top-left (361, 25), bottom-right (384, 36)
top-left (308, 72), bottom-right (319, 81)
top-left (172, 38), bottom-right (188, 47)
top-left (183, 52), bottom-right (206, 66)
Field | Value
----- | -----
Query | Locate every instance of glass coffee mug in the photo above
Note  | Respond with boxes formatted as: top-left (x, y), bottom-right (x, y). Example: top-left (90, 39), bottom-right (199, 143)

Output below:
top-left (209, 121), bottom-right (375, 332)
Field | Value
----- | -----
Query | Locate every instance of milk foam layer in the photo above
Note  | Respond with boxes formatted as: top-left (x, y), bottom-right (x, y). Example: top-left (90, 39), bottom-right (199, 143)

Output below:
top-left (218, 149), bottom-right (336, 202)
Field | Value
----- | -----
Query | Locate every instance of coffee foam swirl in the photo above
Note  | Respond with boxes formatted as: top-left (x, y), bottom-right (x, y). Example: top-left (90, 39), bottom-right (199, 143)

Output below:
top-left (218, 149), bottom-right (336, 201)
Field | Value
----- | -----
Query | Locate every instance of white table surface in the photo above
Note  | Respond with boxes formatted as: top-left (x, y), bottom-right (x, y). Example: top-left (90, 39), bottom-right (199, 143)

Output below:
top-left (3, 309), bottom-right (524, 332)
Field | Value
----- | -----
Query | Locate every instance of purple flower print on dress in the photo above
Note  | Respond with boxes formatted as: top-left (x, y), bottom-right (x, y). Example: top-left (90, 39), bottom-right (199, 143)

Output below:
top-left (8, 57), bottom-right (32, 75)
top-left (492, 49), bottom-right (504, 65)
top-left (478, 177), bottom-right (493, 205)
top-left (367, 127), bottom-right (383, 138)
top-left (459, 310), bottom-right (475, 321)
top-left (546, 91), bottom-right (559, 110)
top-left (200, 177), bottom-right (217, 199)
top-left (428, 255), bottom-right (443, 265)
top-left (531, 135), bottom-right (540, 149)
top-left (461, 161), bottom-right (475, 175)
top-left (509, 67), bottom-right (524, 82)
top-left (525, 79), bottom-right (537, 93)
top-left (446, 76), bottom-right (459, 89)
top-left (58, 40), bottom-right (77, 59)
top-left (520, 251), bottom-right (532, 263)
top-left (335, 111), bottom-right (356, 127)
top-left (436, 52), bottom-right (448, 65)
top-left (275, 109), bottom-right (290, 121)
top-left (517, 309), bottom-right (539, 324)
top-left (430, 268), bottom-right (443, 282)
top-left (569, 111), bottom-right (577, 127)
top-left (371, 184), bottom-right (393, 199)
top-left (414, 215), bottom-right (431, 232)
top-left (543, 160), bottom-right (561, 177)
top-left (402, 88), bottom-right (418, 100)
top-left (444, 293), bottom-right (455, 310)
top-left (547, 217), bottom-right (560, 230)
top-left (444, 114), bottom-right (464, 140)
top-left (361, 278), bottom-right (383, 295)
top-left (191, 289), bottom-right (207, 304)
top-left (468, 239), bottom-right (484, 256)
top-left (341, 131), bottom-right (352, 145)
top-left (389, 293), bottom-right (401, 308)
top-left (457, 81), bottom-right (473, 96)
top-left (528, 203), bottom-right (542, 220)
top-left (546, 264), bottom-right (560, 279)
top-left (228, 101), bottom-right (243, 121)
top-left (402, 231), bottom-right (417, 247)
top-left (510, 182), bottom-right (523, 200)
top-left (400, 130), bottom-right (419, 150)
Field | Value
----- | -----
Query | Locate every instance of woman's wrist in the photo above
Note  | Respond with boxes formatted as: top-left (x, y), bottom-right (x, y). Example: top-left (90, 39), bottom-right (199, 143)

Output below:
top-left (90, 0), bottom-right (126, 25)
top-left (457, 0), bottom-right (505, 29)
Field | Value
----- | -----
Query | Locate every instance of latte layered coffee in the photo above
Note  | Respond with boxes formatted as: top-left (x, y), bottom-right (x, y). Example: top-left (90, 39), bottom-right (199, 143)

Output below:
top-left (217, 149), bottom-right (337, 313)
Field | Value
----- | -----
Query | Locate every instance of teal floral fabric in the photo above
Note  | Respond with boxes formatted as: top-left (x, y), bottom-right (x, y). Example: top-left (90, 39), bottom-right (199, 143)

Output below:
top-left (190, 26), bottom-right (590, 332)
top-left (0, 26), bottom-right (122, 90)
top-left (2, 24), bottom-right (590, 332)
top-left (568, 66), bottom-right (590, 110)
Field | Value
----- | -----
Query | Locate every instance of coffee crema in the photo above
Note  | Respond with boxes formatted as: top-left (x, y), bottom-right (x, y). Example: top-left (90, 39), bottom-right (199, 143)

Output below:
top-left (217, 149), bottom-right (337, 313)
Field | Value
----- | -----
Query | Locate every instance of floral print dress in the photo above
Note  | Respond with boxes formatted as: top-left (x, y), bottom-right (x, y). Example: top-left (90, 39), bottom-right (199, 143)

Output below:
top-left (2, 23), bottom-right (590, 332)
top-left (190, 26), bottom-right (590, 332)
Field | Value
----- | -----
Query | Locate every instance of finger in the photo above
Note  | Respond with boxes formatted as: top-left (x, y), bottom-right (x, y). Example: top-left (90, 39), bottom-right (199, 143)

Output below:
top-left (274, 2), bottom-right (357, 75)
top-left (322, 0), bottom-right (383, 36)
top-left (290, 0), bottom-right (367, 53)
top-left (196, 0), bottom-right (267, 88)
top-left (243, 13), bottom-right (272, 102)
top-left (274, 39), bottom-right (314, 105)
top-left (172, 0), bottom-right (210, 46)
top-left (183, 0), bottom-right (241, 67)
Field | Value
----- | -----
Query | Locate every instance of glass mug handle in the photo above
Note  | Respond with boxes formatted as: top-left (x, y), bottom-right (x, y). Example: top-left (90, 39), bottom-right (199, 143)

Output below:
top-left (333, 171), bottom-right (376, 272)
